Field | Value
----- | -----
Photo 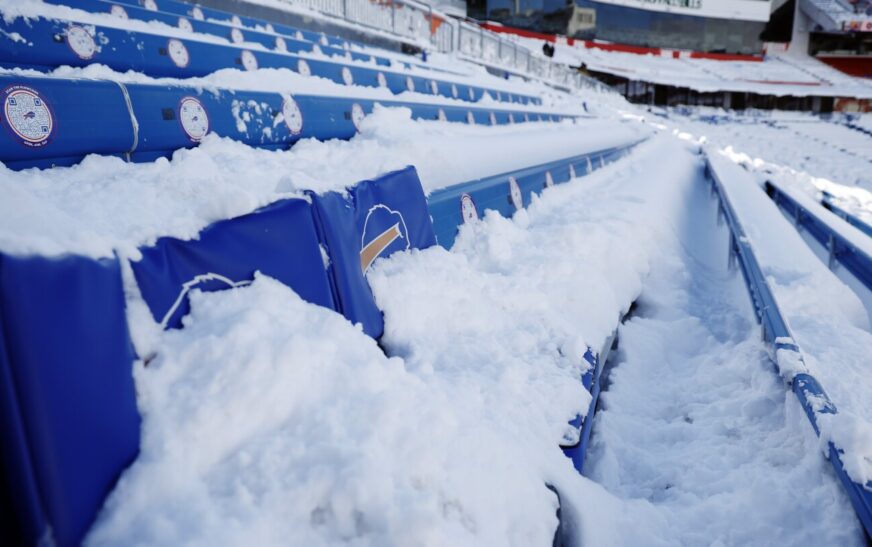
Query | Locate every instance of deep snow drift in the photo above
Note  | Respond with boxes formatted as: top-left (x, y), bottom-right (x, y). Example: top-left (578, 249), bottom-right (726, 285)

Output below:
top-left (0, 108), bottom-right (646, 259)
top-left (84, 136), bottom-right (865, 545)
top-left (584, 162), bottom-right (865, 545)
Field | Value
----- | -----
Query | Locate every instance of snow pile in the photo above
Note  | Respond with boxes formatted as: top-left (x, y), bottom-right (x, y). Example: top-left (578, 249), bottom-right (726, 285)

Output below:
top-left (0, 107), bottom-right (644, 259)
top-left (708, 152), bottom-right (872, 489)
top-left (90, 273), bottom-right (563, 546)
top-left (86, 135), bottom-right (704, 546)
top-left (584, 164), bottom-right (865, 545)
top-left (657, 107), bottom-right (872, 223)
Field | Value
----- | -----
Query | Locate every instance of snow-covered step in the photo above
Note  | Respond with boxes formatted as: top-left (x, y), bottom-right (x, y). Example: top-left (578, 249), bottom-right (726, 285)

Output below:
top-left (706, 152), bottom-right (872, 538)
top-left (765, 178), bottom-right (872, 291)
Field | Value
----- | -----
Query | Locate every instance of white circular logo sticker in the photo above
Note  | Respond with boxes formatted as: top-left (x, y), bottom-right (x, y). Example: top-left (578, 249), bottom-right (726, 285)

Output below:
top-left (110, 5), bottom-right (128, 18)
top-left (508, 176), bottom-right (523, 210)
top-left (460, 193), bottom-right (478, 224)
top-left (545, 171), bottom-right (554, 188)
top-left (66, 26), bottom-right (96, 60)
top-left (489, 112), bottom-right (497, 126)
top-left (429, 80), bottom-right (438, 95)
top-left (177, 17), bottom-right (192, 33)
top-left (451, 83), bottom-right (458, 98)
top-left (142, 0), bottom-right (158, 11)
top-left (405, 76), bottom-right (415, 92)
top-left (275, 36), bottom-right (287, 52)
top-left (241, 50), bottom-right (258, 71)
top-left (377, 72), bottom-right (387, 88)
top-left (297, 58), bottom-right (311, 76)
top-left (191, 6), bottom-right (204, 20)
top-left (167, 39), bottom-right (189, 68)
top-left (351, 103), bottom-right (365, 132)
top-left (466, 111), bottom-right (475, 125)
top-left (569, 164), bottom-right (577, 179)
top-left (282, 95), bottom-right (303, 135)
top-left (3, 86), bottom-right (54, 147)
top-left (231, 15), bottom-right (242, 26)
top-left (230, 28), bottom-right (244, 44)
top-left (341, 66), bottom-right (354, 86)
top-left (437, 108), bottom-right (446, 122)
top-left (179, 96), bottom-right (209, 142)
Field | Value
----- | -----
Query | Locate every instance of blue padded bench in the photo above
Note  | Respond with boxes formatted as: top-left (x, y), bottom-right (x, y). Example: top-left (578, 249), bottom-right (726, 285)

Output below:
top-left (0, 74), bottom-right (573, 170)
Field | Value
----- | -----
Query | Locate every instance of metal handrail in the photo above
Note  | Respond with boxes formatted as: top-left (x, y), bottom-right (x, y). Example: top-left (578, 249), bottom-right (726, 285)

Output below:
top-left (271, 0), bottom-right (595, 91)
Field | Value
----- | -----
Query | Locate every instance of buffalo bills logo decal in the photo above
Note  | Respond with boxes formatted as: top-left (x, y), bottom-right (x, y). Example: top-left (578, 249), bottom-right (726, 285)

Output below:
top-left (460, 193), bottom-right (478, 224)
top-left (3, 85), bottom-right (54, 147)
top-left (66, 25), bottom-right (96, 60)
top-left (508, 176), bottom-right (523, 210)
top-left (351, 103), bottom-right (365, 132)
top-left (360, 204), bottom-right (410, 272)
top-left (282, 95), bottom-right (303, 135)
top-left (179, 96), bottom-right (209, 141)
top-left (168, 39), bottom-right (189, 68)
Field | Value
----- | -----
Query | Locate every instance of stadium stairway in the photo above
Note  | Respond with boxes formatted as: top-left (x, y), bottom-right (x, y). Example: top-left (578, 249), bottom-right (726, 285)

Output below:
top-left (706, 153), bottom-right (872, 539)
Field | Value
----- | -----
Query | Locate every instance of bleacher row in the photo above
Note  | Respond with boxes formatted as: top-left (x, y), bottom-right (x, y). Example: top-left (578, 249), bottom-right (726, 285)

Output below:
top-left (0, 73), bottom-right (573, 170)
top-left (706, 155), bottom-right (872, 539)
top-left (1, 133), bottom-right (642, 545)
top-left (765, 181), bottom-right (872, 289)
top-left (0, 1), bottom-right (640, 544)
top-left (4, 0), bottom-right (541, 107)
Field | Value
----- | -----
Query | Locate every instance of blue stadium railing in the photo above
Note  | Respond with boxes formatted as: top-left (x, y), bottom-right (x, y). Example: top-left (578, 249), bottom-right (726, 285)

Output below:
top-left (428, 145), bottom-right (634, 249)
top-left (764, 181), bottom-right (872, 291)
top-left (821, 191), bottom-right (872, 239)
top-left (706, 154), bottom-right (872, 539)
top-left (0, 74), bottom-right (574, 170)
top-left (0, 13), bottom-right (539, 106)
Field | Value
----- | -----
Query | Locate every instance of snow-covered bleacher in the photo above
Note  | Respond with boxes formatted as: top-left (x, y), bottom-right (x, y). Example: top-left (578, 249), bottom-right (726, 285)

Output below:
top-left (0, 0), bottom-right (651, 544)
top-left (801, 0), bottom-right (872, 32)
top-left (5, 0), bottom-right (872, 544)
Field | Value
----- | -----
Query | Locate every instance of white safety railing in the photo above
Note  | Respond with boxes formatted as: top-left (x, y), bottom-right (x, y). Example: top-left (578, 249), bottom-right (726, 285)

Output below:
top-left (275, 0), bottom-right (596, 91)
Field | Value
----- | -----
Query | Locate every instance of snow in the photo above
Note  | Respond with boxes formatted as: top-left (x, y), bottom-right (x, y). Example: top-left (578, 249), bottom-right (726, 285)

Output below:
top-left (707, 152), bottom-right (872, 488)
top-left (0, 107), bottom-right (644, 259)
top-left (1, 0), bottom-right (555, 102)
top-left (88, 136), bottom-right (694, 546)
top-left (548, 40), bottom-right (872, 98)
top-left (3, 1), bottom-right (872, 541)
top-left (84, 132), bottom-right (868, 544)
top-left (652, 107), bottom-right (872, 224)
top-left (585, 170), bottom-right (863, 544)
